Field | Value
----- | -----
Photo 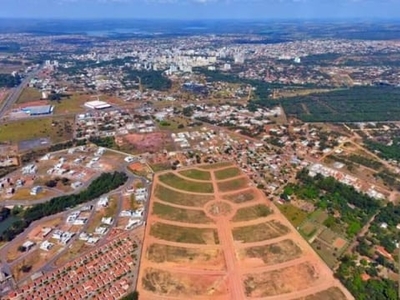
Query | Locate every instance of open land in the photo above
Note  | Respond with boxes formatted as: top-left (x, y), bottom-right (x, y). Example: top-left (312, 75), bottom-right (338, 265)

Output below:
top-left (138, 164), bottom-right (352, 300)
top-left (0, 116), bottom-right (74, 143)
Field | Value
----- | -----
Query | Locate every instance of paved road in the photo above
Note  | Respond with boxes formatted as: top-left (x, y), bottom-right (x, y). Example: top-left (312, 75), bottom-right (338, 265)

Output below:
top-left (0, 67), bottom-right (42, 119)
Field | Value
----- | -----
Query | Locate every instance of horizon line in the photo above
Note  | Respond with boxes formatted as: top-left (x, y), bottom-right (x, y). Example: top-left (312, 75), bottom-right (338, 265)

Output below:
top-left (1, 17), bottom-right (400, 22)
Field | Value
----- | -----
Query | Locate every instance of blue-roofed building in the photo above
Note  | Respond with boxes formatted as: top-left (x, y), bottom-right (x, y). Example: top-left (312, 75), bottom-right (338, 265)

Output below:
top-left (21, 105), bottom-right (54, 116)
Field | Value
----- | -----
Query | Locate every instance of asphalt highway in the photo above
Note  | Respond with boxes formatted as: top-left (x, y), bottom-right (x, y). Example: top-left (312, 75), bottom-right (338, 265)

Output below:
top-left (0, 67), bottom-right (41, 120)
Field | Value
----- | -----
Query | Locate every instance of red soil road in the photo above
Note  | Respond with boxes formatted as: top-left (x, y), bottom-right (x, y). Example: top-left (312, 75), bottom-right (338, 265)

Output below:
top-left (137, 164), bottom-right (354, 300)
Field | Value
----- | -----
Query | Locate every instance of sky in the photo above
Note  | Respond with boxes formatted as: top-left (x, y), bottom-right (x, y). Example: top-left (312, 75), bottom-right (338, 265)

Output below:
top-left (0, 0), bottom-right (399, 20)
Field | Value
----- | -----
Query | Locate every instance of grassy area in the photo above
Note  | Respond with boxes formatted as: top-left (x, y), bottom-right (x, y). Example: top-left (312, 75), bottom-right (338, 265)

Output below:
top-left (86, 210), bottom-right (106, 233)
top-left (277, 203), bottom-right (309, 228)
top-left (147, 243), bottom-right (220, 264)
top-left (105, 197), bottom-right (118, 217)
top-left (222, 189), bottom-right (257, 203)
top-left (303, 287), bottom-right (347, 300)
top-left (232, 204), bottom-right (272, 222)
top-left (299, 220), bottom-right (320, 239)
top-left (154, 184), bottom-right (213, 207)
top-left (54, 240), bottom-right (88, 267)
top-left (52, 93), bottom-right (88, 114)
top-left (232, 220), bottom-right (290, 243)
top-left (8, 188), bottom-right (55, 201)
top-left (199, 162), bottom-right (233, 170)
top-left (309, 210), bottom-right (329, 224)
top-left (244, 239), bottom-right (302, 265)
top-left (149, 163), bottom-right (171, 173)
top-left (150, 222), bottom-right (219, 244)
top-left (178, 169), bottom-right (211, 181)
top-left (312, 238), bottom-right (339, 269)
top-left (130, 194), bottom-right (142, 210)
top-left (159, 173), bottom-right (214, 193)
top-left (16, 87), bottom-right (41, 104)
top-left (152, 201), bottom-right (213, 224)
top-left (0, 116), bottom-right (74, 143)
top-left (214, 167), bottom-right (242, 180)
top-left (217, 177), bottom-right (249, 192)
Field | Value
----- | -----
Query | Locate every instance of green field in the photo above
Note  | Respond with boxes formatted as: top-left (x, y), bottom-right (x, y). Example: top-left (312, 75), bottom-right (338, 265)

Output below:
top-left (312, 239), bottom-right (339, 269)
top-left (16, 87), bottom-right (41, 104)
top-left (278, 203), bottom-right (310, 227)
top-left (232, 204), bottom-right (272, 222)
top-left (217, 177), bottom-right (249, 192)
top-left (0, 117), bottom-right (74, 143)
top-left (52, 93), bottom-right (87, 114)
top-left (199, 162), bottom-right (233, 170)
top-left (232, 220), bottom-right (290, 243)
top-left (152, 202), bottom-right (213, 224)
top-left (154, 184), bottom-right (213, 207)
top-left (278, 86), bottom-right (400, 122)
top-left (300, 221), bottom-right (320, 239)
top-left (178, 169), bottom-right (211, 181)
top-left (159, 173), bottom-right (214, 193)
top-left (214, 167), bottom-right (242, 180)
top-left (150, 222), bottom-right (219, 244)
top-left (309, 210), bottom-right (329, 224)
top-left (149, 163), bottom-right (171, 173)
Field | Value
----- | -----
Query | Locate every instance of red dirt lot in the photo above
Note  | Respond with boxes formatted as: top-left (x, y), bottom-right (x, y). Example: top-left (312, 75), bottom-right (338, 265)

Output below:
top-left (123, 132), bottom-right (170, 153)
top-left (137, 164), bottom-right (354, 300)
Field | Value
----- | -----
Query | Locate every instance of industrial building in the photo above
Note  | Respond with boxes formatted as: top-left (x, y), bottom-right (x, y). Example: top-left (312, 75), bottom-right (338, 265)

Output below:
top-left (21, 105), bottom-right (54, 116)
top-left (84, 100), bottom-right (111, 110)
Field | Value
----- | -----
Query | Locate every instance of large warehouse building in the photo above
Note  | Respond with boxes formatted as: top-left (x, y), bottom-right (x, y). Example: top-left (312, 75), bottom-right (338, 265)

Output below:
top-left (22, 105), bottom-right (54, 116)
top-left (84, 100), bottom-right (111, 110)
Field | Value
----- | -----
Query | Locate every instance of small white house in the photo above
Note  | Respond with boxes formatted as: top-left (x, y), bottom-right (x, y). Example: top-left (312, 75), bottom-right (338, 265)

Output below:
top-left (30, 186), bottom-right (43, 196)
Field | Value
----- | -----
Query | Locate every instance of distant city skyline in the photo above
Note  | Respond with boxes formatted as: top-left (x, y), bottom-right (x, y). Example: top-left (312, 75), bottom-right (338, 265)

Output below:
top-left (0, 0), bottom-right (399, 20)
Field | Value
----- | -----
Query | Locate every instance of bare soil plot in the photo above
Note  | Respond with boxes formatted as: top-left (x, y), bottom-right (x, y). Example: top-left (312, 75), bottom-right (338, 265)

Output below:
top-left (159, 173), bottom-right (214, 193)
top-left (239, 239), bottom-right (303, 267)
top-left (301, 287), bottom-right (347, 300)
top-left (232, 204), bottom-right (272, 222)
top-left (244, 262), bottom-right (319, 297)
top-left (154, 184), bottom-right (213, 207)
top-left (150, 222), bottom-right (219, 245)
top-left (217, 176), bottom-right (249, 193)
top-left (178, 169), bottom-right (211, 181)
top-left (139, 166), bottom-right (352, 300)
top-left (214, 167), bottom-right (242, 180)
top-left (124, 132), bottom-right (171, 153)
top-left (222, 189), bottom-right (257, 204)
top-left (142, 268), bottom-right (228, 297)
top-left (233, 220), bottom-right (290, 243)
top-left (153, 202), bottom-right (213, 224)
top-left (199, 162), bottom-right (233, 170)
top-left (147, 243), bottom-right (225, 270)
top-left (54, 240), bottom-right (90, 267)
top-left (12, 246), bottom-right (62, 281)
